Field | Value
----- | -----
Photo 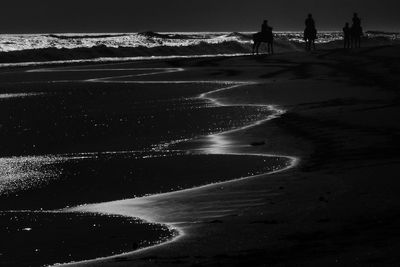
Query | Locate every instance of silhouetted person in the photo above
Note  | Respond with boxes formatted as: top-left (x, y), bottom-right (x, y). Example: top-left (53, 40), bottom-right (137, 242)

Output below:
top-left (343, 22), bottom-right (351, 49)
top-left (305, 14), bottom-right (316, 30)
top-left (304, 14), bottom-right (317, 50)
top-left (261, 20), bottom-right (271, 34)
top-left (253, 20), bottom-right (274, 55)
top-left (351, 12), bottom-right (363, 48)
top-left (352, 13), bottom-right (361, 28)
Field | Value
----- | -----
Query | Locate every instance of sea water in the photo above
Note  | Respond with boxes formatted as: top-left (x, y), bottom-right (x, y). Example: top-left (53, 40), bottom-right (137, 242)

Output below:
top-left (1, 31), bottom-right (397, 53)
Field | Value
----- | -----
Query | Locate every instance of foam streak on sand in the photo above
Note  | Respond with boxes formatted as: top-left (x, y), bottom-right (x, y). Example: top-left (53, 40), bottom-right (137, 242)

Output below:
top-left (0, 53), bottom-right (252, 68)
top-left (32, 66), bottom-right (297, 266)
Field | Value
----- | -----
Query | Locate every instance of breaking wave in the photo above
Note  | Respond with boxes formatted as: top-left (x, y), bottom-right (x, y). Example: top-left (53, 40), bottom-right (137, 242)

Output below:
top-left (0, 31), bottom-right (398, 63)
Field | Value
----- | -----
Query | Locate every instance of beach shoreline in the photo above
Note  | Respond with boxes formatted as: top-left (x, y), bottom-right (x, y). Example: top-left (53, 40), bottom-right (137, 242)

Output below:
top-left (61, 77), bottom-right (299, 265)
top-left (63, 45), bottom-right (400, 266)
top-left (0, 56), bottom-right (296, 266)
top-left (59, 66), bottom-right (299, 265)
top-left (2, 44), bottom-right (400, 266)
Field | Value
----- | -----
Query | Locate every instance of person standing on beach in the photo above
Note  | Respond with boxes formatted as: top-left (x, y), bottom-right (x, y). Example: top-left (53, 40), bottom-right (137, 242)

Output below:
top-left (261, 20), bottom-right (273, 40)
top-left (352, 13), bottom-right (361, 28)
top-left (351, 13), bottom-right (363, 48)
top-left (304, 14), bottom-right (317, 50)
top-left (305, 14), bottom-right (316, 31)
top-left (261, 20), bottom-right (271, 34)
top-left (343, 23), bottom-right (351, 49)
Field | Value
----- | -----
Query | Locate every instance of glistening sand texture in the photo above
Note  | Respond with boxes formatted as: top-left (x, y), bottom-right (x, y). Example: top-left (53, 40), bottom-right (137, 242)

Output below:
top-left (0, 64), bottom-right (296, 266)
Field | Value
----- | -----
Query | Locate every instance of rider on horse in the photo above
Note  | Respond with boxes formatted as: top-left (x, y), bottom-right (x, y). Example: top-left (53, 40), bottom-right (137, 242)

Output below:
top-left (261, 20), bottom-right (273, 43)
top-left (305, 14), bottom-right (316, 32)
top-left (261, 21), bottom-right (272, 35)
top-left (252, 20), bottom-right (274, 55)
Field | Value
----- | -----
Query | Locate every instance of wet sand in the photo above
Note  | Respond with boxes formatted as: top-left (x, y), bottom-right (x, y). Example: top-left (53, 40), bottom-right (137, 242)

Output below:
top-left (0, 59), bottom-right (292, 266)
top-left (65, 46), bottom-right (400, 266)
top-left (0, 212), bottom-right (173, 267)
top-left (2, 45), bottom-right (400, 266)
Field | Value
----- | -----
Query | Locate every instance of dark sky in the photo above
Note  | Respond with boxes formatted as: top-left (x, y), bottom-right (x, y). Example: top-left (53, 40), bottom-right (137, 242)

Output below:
top-left (1, 0), bottom-right (399, 33)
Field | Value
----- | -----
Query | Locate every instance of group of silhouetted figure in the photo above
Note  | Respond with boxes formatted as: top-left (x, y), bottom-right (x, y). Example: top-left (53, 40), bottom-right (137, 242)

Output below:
top-left (344, 13), bottom-right (363, 49)
top-left (253, 13), bottom-right (364, 54)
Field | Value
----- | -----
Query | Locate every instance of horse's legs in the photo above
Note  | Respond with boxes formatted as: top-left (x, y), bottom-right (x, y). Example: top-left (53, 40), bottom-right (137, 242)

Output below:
top-left (253, 42), bottom-right (259, 55)
top-left (256, 42), bottom-right (261, 55)
top-left (308, 39), bottom-right (314, 50)
top-left (345, 39), bottom-right (350, 49)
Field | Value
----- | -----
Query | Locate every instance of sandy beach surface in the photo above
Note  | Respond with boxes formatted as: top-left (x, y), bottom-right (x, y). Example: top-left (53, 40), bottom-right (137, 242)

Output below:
top-left (66, 45), bottom-right (400, 266)
top-left (2, 45), bottom-right (400, 266)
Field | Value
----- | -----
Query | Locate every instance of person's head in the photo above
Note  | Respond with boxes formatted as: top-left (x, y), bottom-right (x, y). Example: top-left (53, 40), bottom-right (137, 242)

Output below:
top-left (308, 14), bottom-right (312, 18)
top-left (263, 20), bottom-right (268, 24)
top-left (354, 12), bottom-right (358, 17)
top-left (345, 22), bottom-right (349, 27)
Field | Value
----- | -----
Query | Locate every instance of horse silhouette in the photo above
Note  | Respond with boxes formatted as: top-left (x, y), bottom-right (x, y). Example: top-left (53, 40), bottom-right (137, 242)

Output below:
top-left (252, 32), bottom-right (274, 55)
top-left (304, 14), bottom-right (317, 50)
top-left (252, 21), bottom-right (274, 55)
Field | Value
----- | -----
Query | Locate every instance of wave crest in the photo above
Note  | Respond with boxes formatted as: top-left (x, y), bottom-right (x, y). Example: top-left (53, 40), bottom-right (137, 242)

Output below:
top-left (0, 31), bottom-right (399, 63)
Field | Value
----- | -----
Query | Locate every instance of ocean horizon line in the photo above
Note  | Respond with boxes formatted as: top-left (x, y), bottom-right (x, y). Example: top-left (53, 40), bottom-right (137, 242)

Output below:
top-left (1, 29), bottom-right (399, 35)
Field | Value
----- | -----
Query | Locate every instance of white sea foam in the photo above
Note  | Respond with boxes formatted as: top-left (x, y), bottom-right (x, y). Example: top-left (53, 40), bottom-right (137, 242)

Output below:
top-left (0, 31), bottom-right (374, 53)
top-left (0, 93), bottom-right (45, 99)
top-left (0, 32), bottom-right (252, 52)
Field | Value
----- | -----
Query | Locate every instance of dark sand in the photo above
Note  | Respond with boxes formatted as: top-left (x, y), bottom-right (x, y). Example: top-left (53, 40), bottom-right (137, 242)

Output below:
top-left (0, 154), bottom-right (288, 211)
top-left (2, 45), bottom-right (400, 266)
top-left (64, 46), bottom-right (400, 266)
top-left (0, 212), bottom-right (173, 267)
